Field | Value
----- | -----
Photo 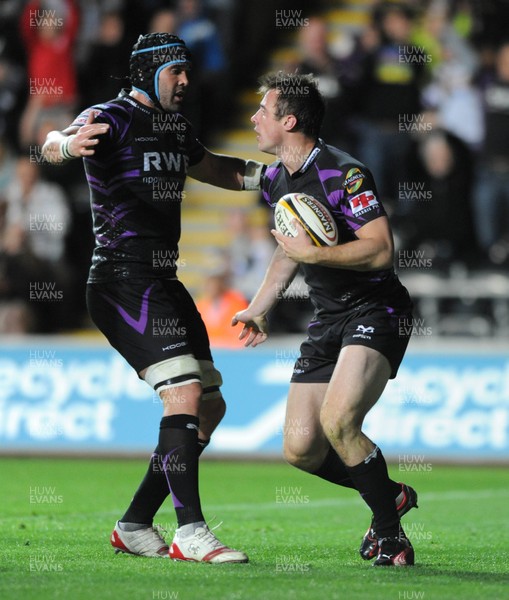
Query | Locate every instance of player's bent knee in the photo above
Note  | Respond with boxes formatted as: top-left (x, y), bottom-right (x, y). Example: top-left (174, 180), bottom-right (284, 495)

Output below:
top-left (198, 396), bottom-right (226, 436)
top-left (283, 445), bottom-right (301, 468)
top-left (198, 360), bottom-right (223, 401)
top-left (144, 354), bottom-right (201, 394)
top-left (200, 396), bottom-right (226, 420)
top-left (283, 443), bottom-right (319, 472)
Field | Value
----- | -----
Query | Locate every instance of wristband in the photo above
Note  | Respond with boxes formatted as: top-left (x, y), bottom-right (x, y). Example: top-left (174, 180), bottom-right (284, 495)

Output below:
top-left (59, 135), bottom-right (75, 160)
top-left (243, 160), bottom-right (266, 190)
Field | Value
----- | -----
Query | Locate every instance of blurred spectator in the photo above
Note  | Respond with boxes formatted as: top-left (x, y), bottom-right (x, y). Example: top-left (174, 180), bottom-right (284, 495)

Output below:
top-left (19, 0), bottom-right (80, 147)
top-left (80, 11), bottom-right (131, 107)
top-left (472, 41), bottom-right (509, 265)
top-left (412, 0), bottom-right (478, 78)
top-left (349, 2), bottom-right (426, 201)
top-left (0, 155), bottom-right (73, 332)
top-left (294, 17), bottom-right (350, 148)
top-left (175, 0), bottom-right (229, 141)
top-left (177, 0), bottom-right (226, 74)
top-left (73, 0), bottom-right (101, 66)
top-left (4, 155), bottom-right (70, 263)
top-left (340, 19), bottom-right (380, 83)
top-left (414, 1), bottom-right (482, 150)
top-left (196, 264), bottom-right (248, 349)
top-left (421, 61), bottom-right (484, 149)
top-left (399, 130), bottom-right (476, 269)
top-left (148, 8), bottom-right (177, 34)
top-left (297, 17), bottom-right (341, 95)
top-left (226, 208), bottom-right (274, 301)
top-left (74, 0), bottom-right (129, 66)
top-left (204, 0), bottom-right (236, 60)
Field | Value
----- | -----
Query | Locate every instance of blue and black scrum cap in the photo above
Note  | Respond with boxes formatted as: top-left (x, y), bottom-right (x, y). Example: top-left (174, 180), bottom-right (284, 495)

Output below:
top-left (130, 33), bottom-right (192, 109)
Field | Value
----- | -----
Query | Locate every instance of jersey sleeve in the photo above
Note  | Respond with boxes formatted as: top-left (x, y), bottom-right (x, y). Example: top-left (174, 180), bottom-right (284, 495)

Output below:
top-left (260, 161), bottom-right (282, 208)
top-left (69, 105), bottom-right (119, 149)
top-left (340, 165), bottom-right (386, 231)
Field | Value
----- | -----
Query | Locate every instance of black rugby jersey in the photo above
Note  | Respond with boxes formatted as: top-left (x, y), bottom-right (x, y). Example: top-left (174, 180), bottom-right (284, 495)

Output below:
top-left (72, 90), bottom-right (205, 283)
top-left (261, 140), bottom-right (411, 317)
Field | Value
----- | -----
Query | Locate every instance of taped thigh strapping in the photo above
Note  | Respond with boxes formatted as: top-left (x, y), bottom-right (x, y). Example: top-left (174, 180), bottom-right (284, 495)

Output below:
top-left (144, 356), bottom-right (223, 400)
top-left (144, 354), bottom-right (201, 393)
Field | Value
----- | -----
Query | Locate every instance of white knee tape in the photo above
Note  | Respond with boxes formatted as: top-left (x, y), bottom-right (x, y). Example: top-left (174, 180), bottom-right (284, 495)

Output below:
top-left (198, 360), bottom-right (223, 401)
top-left (144, 354), bottom-right (201, 391)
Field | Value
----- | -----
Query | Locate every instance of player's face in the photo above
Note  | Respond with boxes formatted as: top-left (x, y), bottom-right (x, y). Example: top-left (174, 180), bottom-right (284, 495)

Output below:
top-left (157, 65), bottom-right (189, 112)
top-left (251, 90), bottom-right (285, 155)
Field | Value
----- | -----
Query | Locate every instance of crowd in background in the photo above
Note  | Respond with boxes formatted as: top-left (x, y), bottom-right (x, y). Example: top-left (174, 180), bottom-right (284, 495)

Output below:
top-left (0, 0), bottom-right (508, 335)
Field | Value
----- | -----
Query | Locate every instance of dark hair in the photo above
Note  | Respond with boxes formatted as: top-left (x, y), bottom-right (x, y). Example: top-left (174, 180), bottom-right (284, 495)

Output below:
top-left (258, 72), bottom-right (325, 138)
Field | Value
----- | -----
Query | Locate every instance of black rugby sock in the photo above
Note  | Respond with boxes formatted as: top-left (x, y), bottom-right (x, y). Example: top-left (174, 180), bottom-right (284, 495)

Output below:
top-left (120, 436), bottom-right (210, 525)
top-left (345, 446), bottom-right (400, 538)
top-left (313, 446), bottom-right (357, 488)
top-left (313, 446), bottom-right (402, 498)
top-left (121, 446), bottom-right (169, 525)
top-left (159, 414), bottom-right (204, 527)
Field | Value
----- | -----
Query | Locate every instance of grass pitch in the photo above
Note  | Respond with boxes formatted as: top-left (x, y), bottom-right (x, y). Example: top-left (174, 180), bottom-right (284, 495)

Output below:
top-left (2, 458), bottom-right (508, 600)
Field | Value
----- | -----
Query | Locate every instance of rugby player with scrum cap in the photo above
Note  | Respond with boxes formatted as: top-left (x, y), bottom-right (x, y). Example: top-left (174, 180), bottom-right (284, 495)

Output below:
top-left (42, 33), bottom-right (266, 563)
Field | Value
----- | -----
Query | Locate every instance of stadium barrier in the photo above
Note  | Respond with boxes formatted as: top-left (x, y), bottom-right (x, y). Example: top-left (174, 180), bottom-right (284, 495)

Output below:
top-left (0, 337), bottom-right (508, 462)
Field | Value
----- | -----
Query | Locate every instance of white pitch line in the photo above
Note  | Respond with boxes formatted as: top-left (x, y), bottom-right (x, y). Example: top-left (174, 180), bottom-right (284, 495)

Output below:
top-left (2, 489), bottom-right (506, 523)
top-left (203, 488), bottom-right (509, 513)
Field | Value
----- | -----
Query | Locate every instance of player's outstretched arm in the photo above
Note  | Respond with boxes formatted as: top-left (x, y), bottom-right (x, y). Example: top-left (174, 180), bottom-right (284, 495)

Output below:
top-left (188, 148), bottom-right (265, 191)
top-left (41, 111), bottom-right (110, 165)
top-left (232, 246), bottom-right (299, 347)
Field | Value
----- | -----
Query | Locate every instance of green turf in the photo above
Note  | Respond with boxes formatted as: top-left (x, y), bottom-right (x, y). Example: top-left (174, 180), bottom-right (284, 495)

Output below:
top-left (2, 458), bottom-right (508, 600)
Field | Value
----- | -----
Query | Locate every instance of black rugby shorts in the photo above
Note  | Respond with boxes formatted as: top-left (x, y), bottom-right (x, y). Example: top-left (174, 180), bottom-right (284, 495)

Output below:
top-left (290, 306), bottom-right (413, 383)
top-left (86, 278), bottom-right (212, 373)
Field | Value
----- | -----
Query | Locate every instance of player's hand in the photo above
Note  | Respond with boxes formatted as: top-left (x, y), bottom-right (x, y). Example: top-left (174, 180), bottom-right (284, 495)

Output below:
top-left (272, 219), bottom-right (316, 263)
top-left (231, 310), bottom-right (269, 347)
top-left (68, 111), bottom-right (110, 157)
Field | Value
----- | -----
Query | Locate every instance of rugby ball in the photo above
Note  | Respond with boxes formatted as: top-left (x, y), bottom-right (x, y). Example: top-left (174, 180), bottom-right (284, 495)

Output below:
top-left (274, 193), bottom-right (339, 246)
